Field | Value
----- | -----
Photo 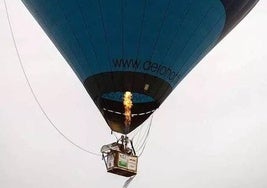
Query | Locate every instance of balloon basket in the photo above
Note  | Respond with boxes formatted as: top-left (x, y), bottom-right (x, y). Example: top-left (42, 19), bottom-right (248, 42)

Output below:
top-left (104, 150), bottom-right (138, 177)
top-left (101, 135), bottom-right (138, 177)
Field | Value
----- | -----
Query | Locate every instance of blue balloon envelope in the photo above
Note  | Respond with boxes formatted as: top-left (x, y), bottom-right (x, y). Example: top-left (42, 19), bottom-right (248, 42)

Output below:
top-left (22, 0), bottom-right (259, 134)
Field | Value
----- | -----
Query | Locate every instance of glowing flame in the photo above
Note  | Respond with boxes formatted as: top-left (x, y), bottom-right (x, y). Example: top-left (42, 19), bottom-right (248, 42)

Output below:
top-left (123, 91), bottom-right (133, 126)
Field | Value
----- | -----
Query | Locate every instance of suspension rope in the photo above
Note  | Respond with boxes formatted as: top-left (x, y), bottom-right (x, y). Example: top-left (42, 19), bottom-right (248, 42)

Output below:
top-left (137, 115), bottom-right (153, 157)
top-left (131, 114), bottom-right (153, 150)
top-left (4, 0), bottom-right (101, 157)
top-left (121, 116), bottom-right (153, 188)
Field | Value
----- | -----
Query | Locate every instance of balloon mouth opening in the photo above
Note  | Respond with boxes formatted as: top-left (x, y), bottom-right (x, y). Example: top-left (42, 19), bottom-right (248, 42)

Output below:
top-left (100, 91), bottom-right (157, 134)
top-left (101, 91), bottom-right (155, 103)
top-left (102, 106), bottom-right (156, 134)
top-left (102, 107), bottom-right (156, 117)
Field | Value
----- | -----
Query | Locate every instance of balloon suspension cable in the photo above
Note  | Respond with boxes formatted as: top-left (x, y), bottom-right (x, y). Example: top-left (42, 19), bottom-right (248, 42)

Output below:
top-left (137, 115), bottom-right (153, 157)
top-left (3, 0), bottom-right (101, 157)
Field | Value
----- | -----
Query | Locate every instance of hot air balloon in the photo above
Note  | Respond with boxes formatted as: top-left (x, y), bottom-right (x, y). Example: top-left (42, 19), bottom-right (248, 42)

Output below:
top-left (21, 0), bottom-right (259, 176)
top-left (21, 0), bottom-right (258, 134)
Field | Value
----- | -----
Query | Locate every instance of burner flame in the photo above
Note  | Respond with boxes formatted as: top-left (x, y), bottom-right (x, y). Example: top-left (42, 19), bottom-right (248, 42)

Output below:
top-left (123, 91), bottom-right (133, 126)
